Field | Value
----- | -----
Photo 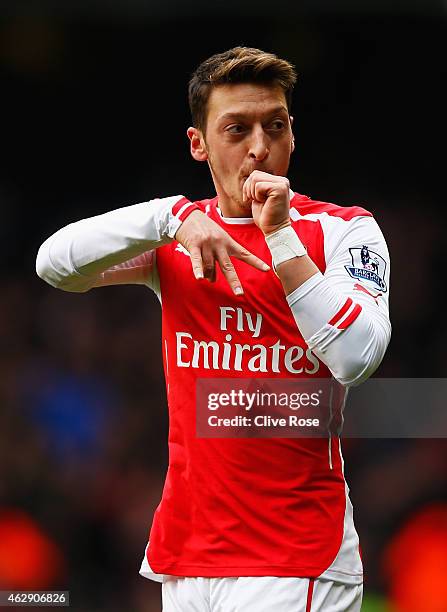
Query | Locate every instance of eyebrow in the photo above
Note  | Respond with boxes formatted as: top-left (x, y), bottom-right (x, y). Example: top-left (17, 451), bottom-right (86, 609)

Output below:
top-left (218, 106), bottom-right (289, 123)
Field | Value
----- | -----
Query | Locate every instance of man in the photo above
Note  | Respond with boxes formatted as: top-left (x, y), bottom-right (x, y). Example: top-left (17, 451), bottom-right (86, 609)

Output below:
top-left (36, 47), bottom-right (391, 611)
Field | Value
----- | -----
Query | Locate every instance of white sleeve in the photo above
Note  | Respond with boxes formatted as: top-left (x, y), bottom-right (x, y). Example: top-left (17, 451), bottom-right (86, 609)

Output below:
top-left (286, 215), bottom-right (391, 387)
top-left (36, 196), bottom-right (196, 292)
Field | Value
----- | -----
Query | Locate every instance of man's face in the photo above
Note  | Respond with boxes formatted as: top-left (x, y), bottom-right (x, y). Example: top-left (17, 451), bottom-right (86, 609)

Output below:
top-left (192, 82), bottom-right (294, 217)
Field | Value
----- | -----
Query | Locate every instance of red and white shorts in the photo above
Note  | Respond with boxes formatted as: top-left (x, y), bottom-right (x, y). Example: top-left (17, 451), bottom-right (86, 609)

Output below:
top-left (161, 576), bottom-right (363, 611)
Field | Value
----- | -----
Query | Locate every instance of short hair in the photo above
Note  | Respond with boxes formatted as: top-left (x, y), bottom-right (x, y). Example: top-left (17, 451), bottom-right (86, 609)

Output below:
top-left (188, 46), bottom-right (297, 133)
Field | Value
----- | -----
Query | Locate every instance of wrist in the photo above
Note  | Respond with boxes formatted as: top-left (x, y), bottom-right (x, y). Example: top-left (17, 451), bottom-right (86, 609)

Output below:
top-left (262, 219), bottom-right (292, 237)
top-left (167, 198), bottom-right (200, 239)
top-left (265, 225), bottom-right (307, 274)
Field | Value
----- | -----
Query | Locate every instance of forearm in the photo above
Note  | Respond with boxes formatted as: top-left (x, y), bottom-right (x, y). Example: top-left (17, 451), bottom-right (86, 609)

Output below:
top-left (266, 222), bottom-right (391, 387)
top-left (91, 251), bottom-right (155, 289)
top-left (275, 254), bottom-right (320, 294)
top-left (285, 272), bottom-right (391, 386)
top-left (36, 196), bottom-right (196, 292)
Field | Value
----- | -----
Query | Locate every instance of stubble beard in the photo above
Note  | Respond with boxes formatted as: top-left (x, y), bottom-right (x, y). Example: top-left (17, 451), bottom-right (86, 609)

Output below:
top-left (224, 181), bottom-right (253, 217)
top-left (235, 197), bottom-right (253, 216)
top-left (207, 155), bottom-right (253, 218)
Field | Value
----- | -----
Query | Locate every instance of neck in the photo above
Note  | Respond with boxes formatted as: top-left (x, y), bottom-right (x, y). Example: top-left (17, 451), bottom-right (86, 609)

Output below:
top-left (216, 191), bottom-right (253, 219)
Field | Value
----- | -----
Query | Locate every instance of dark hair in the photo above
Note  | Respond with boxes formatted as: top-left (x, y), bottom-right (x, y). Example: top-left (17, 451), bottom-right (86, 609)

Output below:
top-left (188, 46), bottom-right (297, 133)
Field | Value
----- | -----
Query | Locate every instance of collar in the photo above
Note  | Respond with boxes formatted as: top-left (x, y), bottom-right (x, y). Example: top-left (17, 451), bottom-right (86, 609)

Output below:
top-left (215, 189), bottom-right (297, 224)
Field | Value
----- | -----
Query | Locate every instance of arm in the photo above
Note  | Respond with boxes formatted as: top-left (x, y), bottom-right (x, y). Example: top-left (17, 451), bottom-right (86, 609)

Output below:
top-left (92, 250), bottom-right (156, 289)
top-left (35, 196), bottom-right (199, 292)
top-left (283, 216), bottom-right (391, 386)
top-left (36, 196), bottom-right (270, 295)
top-left (245, 171), bottom-right (391, 387)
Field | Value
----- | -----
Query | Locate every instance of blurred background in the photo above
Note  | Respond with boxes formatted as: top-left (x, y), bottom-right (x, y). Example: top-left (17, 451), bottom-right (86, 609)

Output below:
top-left (1, 1), bottom-right (446, 610)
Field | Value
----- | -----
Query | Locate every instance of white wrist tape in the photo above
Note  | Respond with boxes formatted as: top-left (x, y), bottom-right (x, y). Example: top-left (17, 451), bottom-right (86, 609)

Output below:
top-left (265, 226), bottom-right (307, 271)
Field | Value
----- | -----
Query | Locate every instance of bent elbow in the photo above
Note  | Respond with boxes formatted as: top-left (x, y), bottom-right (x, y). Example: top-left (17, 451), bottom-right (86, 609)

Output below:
top-left (35, 241), bottom-right (92, 293)
top-left (36, 241), bottom-right (59, 287)
top-left (334, 320), bottom-right (391, 387)
top-left (336, 355), bottom-right (382, 388)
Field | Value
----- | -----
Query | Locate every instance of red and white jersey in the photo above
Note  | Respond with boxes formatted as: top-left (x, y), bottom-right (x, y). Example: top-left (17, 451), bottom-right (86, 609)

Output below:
top-left (36, 190), bottom-right (391, 586)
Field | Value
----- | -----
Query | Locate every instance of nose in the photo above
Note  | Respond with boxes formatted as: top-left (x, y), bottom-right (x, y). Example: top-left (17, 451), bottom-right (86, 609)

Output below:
top-left (248, 127), bottom-right (269, 162)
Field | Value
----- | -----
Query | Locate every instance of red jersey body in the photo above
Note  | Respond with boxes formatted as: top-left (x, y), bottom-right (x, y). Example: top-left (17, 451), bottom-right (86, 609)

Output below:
top-left (146, 193), bottom-right (365, 578)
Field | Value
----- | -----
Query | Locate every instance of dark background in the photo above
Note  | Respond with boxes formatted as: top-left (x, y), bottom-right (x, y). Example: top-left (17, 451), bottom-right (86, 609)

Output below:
top-left (1, 1), bottom-right (446, 610)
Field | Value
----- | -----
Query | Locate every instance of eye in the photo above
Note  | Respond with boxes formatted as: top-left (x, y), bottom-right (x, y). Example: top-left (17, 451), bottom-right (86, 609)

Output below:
top-left (226, 124), bottom-right (245, 134)
top-left (269, 120), bottom-right (286, 130)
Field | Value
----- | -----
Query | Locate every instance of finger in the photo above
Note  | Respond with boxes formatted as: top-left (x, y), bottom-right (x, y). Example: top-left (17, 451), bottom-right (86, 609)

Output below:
top-left (242, 175), bottom-right (252, 204)
top-left (230, 241), bottom-right (271, 272)
top-left (216, 250), bottom-right (244, 295)
top-left (209, 265), bottom-right (216, 283)
top-left (246, 174), bottom-right (257, 203)
top-left (244, 173), bottom-right (264, 203)
top-left (253, 180), bottom-right (275, 204)
top-left (201, 245), bottom-right (216, 282)
top-left (189, 246), bottom-right (204, 280)
top-left (245, 171), bottom-right (267, 202)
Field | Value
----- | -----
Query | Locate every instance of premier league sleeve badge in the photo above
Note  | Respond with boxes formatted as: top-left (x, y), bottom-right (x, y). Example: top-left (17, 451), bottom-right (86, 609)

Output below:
top-left (345, 245), bottom-right (388, 292)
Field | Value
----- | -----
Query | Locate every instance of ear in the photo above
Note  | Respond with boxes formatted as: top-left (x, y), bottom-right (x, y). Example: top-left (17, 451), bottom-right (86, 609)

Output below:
top-left (187, 127), bottom-right (208, 162)
top-left (289, 116), bottom-right (295, 153)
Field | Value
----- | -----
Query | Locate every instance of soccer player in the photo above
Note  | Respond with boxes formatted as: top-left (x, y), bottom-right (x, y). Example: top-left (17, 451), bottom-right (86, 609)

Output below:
top-left (36, 47), bottom-right (391, 611)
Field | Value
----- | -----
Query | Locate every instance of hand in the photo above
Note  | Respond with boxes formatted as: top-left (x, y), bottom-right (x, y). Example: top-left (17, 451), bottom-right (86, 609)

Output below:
top-left (175, 210), bottom-right (270, 295)
top-left (243, 171), bottom-right (291, 236)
